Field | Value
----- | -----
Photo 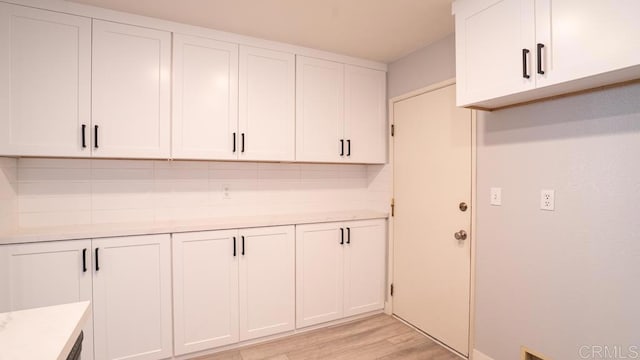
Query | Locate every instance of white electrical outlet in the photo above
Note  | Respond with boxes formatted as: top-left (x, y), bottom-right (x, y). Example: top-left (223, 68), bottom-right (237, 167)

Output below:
top-left (490, 187), bottom-right (502, 206)
top-left (222, 184), bottom-right (231, 199)
top-left (540, 189), bottom-right (555, 211)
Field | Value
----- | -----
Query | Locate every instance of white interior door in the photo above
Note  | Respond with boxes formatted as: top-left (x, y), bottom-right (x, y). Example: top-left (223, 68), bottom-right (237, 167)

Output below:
top-left (0, 4), bottom-right (91, 157)
top-left (239, 46), bottom-right (294, 162)
top-left (295, 222), bottom-right (344, 328)
top-left (92, 234), bottom-right (172, 360)
top-left (172, 34), bottom-right (239, 160)
top-left (343, 219), bottom-right (386, 317)
top-left (0, 240), bottom-right (94, 360)
top-left (393, 84), bottom-right (471, 356)
top-left (239, 226), bottom-right (295, 341)
top-left (172, 230), bottom-right (239, 355)
top-left (295, 56), bottom-right (345, 162)
top-left (92, 20), bottom-right (171, 159)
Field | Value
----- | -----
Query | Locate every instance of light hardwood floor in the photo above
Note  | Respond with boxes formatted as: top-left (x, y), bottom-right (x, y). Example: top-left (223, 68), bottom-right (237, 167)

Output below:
top-left (193, 314), bottom-right (461, 360)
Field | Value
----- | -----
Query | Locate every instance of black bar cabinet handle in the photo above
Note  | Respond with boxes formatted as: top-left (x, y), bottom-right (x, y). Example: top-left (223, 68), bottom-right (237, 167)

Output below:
top-left (241, 133), bottom-right (245, 153)
top-left (537, 43), bottom-right (545, 75)
top-left (81, 124), bottom-right (87, 148)
top-left (82, 248), bottom-right (87, 272)
top-left (95, 248), bottom-right (100, 271)
top-left (347, 140), bottom-right (351, 156)
top-left (340, 139), bottom-right (344, 156)
top-left (522, 49), bottom-right (530, 79)
top-left (346, 227), bottom-right (351, 244)
top-left (233, 237), bottom-right (236, 257)
top-left (94, 125), bottom-right (99, 148)
top-left (232, 133), bottom-right (236, 153)
top-left (241, 236), bottom-right (245, 255)
top-left (340, 228), bottom-right (344, 245)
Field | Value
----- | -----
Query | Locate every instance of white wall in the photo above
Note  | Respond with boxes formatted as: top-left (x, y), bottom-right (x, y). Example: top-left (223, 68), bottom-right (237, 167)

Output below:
top-left (387, 34), bottom-right (455, 99)
top-left (14, 158), bottom-right (390, 229)
top-left (475, 82), bottom-right (640, 360)
top-left (0, 158), bottom-right (17, 234)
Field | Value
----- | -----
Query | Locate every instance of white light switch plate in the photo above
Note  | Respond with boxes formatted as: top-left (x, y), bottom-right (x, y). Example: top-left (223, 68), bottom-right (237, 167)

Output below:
top-left (490, 187), bottom-right (502, 206)
top-left (540, 189), bottom-right (555, 211)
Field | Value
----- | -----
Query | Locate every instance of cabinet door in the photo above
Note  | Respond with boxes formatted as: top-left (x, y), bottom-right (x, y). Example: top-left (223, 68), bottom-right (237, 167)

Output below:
top-left (0, 240), bottom-right (94, 360)
top-left (0, 4), bottom-right (91, 157)
top-left (92, 20), bottom-right (170, 159)
top-left (296, 56), bottom-right (345, 162)
top-left (296, 222), bottom-right (344, 328)
top-left (344, 65), bottom-right (387, 164)
top-left (455, 0), bottom-right (535, 106)
top-left (343, 220), bottom-right (386, 317)
top-left (172, 35), bottom-right (239, 160)
top-left (239, 226), bottom-right (295, 341)
top-left (535, 0), bottom-right (640, 87)
top-left (239, 46), bottom-right (295, 161)
top-left (172, 230), bottom-right (239, 355)
top-left (92, 235), bottom-right (172, 360)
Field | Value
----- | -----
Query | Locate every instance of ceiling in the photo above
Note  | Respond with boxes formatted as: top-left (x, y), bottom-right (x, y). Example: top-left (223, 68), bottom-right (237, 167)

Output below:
top-left (66, 0), bottom-right (454, 63)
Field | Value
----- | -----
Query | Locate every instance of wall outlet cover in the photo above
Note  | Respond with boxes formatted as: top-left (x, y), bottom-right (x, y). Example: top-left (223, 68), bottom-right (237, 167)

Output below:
top-left (490, 187), bottom-right (502, 206)
top-left (540, 189), bottom-right (555, 211)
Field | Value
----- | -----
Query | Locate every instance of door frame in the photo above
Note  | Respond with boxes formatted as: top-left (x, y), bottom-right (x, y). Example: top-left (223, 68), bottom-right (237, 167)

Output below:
top-left (384, 78), bottom-right (477, 358)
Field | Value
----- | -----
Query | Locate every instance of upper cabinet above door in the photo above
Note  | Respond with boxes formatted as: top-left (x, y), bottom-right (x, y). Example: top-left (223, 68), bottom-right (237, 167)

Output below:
top-left (454, 0), bottom-right (535, 106)
top-left (92, 20), bottom-right (171, 158)
top-left (535, 0), bottom-right (640, 88)
top-left (239, 46), bottom-right (295, 162)
top-left (0, 4), bottom-right (91, 157)
top-left (454, 0), bottom-right (640, 109)
top-left (172, 34), bottom-right (239, 160)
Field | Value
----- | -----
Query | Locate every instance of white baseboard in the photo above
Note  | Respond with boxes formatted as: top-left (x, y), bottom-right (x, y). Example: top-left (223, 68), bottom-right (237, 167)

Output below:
top-left (473, 349), bottom-right (495, 360)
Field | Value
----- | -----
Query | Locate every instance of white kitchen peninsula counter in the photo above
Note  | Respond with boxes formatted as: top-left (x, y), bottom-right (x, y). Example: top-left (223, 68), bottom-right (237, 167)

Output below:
top-left (0, 301), bottom-right (90, 360)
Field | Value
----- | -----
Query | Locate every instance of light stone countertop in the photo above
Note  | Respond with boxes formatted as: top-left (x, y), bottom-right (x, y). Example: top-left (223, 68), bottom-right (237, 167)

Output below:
top-left (0, 210), bottom-right (388, 245)
top-left (0, 301), bottom-right (90, 360)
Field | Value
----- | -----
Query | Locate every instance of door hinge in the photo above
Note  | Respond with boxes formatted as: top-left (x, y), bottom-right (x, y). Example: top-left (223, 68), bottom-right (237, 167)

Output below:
top-left (390, 283), bottom-right (394, 296)
top-left (391, 198), bottom-right (395, 217)
top-left (391, 124), bottom-right (395, 137)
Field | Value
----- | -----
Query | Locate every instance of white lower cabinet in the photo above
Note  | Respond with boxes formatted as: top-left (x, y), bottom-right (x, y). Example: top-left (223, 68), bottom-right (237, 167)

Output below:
top-left (172, 229), bottom-right (239, 355)
top-left (0, 218), bottom-right (385, 359)
top-left (92, 234), bottom-right (172, 360)
top-left (239, 226), bottom-right (295, 341)
top-left (172, 225), bottom-right (295, 356)
top-left (0, 240), bottom-right (94, 360)
top-left (296, 219), bottom-right (386, 328)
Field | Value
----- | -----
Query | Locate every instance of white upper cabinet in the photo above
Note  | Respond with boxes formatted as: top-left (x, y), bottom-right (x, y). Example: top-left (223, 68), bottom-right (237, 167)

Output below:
top-left (92, 20), bottom-right (171, 158)
top-left (296, 57), bottom-right (387, 164)
top-left (239, 226), bottom-right (295, 341)
top-left (296, 56), bottom-right (345, 163)
top-left (535, 0), bottom-right (640, 87)
top-left (344, 65), bottom-right (387, 164)
top-left (455, 0), bottom-right (640, 109)
top-left (92, 234), bottom-right (172, 360)
top-left (172, 35), bottom-right (239, 160)
top-left (239, 46), bottom-right (295, 162)
top-left (455, 0), bottom-right (535, 106)
top-left (0, 4), bottom-right (91, 157)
